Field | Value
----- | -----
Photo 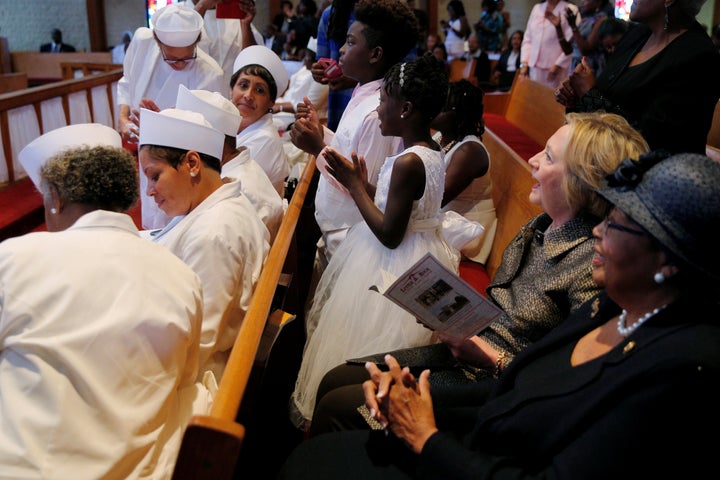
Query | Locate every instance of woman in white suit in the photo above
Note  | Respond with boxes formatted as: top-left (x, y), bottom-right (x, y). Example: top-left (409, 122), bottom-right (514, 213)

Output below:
top-left (2, 124), bottom-right (206, 479)
top-left (138, 107), bottom-right (270, 384)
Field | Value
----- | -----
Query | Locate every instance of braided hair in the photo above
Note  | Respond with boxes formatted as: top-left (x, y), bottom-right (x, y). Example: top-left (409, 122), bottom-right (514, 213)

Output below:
top-left (446, 79), bottom-right (485, 139)
top-left (383, 54), bottom-right (448, 123)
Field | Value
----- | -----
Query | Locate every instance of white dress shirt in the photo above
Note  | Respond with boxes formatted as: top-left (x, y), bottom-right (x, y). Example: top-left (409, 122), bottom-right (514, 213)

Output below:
top-left (222, 148), bottom-right (285, 242)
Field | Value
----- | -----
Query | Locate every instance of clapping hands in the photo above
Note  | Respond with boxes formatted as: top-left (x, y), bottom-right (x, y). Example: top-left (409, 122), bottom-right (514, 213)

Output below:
top-left (362, 355), bottom-right (438, 454)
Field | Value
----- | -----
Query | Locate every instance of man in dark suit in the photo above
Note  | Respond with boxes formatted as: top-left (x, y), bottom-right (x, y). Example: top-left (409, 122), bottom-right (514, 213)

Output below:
top-left (40, 28), bottom-right (76, 53)
top-left (461, 33), bottom-right (490, 83)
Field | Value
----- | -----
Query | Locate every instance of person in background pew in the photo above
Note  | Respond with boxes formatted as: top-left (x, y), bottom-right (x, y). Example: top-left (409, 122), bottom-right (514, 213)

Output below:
top-left (596, 17), bottom-right (629, 60)
top-left (432, 79), bottom-right (496, 265)
top-left (440, 0), bottom-right (471, 61)
top-left (175, 85), bottom-right (284, 243)
top-left (555, 0), bottom-right (720, 154)
top-left (231, 45), bottom-right (291, 197)
top-left (565, 0), bottom-right (609, 76)
top-left (111, 30), bottom-right (132, 64)
top-left (518, 0), bottom-right (578, 88)
top-left (431, 41), bottom-right (450, 73)
top-left (459, 33), bottom-right (491, 84)
top-left (290, 54), bottom-right (460, 433)
top-left (473, 0), bottom-right (504, 54)
top-left (117, 4), bottom-right (226, 230)
top-left (491, 29), bottom-right (523, 91)
top-left (39, 28), bottom-right (76, 52)
top-left (279, 151), bottom-right (720, 480)
top-left (138, 107), bottom-right (270, 385)
top-left (306, 112), bottom-right (650, 437)
top-left (271, 38), bottom-right (329, 132)
top-left (423, 31), bottom-right (441, 57)
top-left (3, 124), bottom-right (206, 479)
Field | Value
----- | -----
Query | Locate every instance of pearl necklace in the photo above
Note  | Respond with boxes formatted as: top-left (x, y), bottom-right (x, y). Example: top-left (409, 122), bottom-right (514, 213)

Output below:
top-left (616, 305), bottom-right (667, 337)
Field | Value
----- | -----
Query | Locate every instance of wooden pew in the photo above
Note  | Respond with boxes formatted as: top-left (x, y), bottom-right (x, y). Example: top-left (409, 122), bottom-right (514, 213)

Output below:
top-left (482, 129), bottom-right (543, 280)
top-left (458, 127), bottom-right (543, 292)
top-left (0, 73), bottom-right (27, 94)
top-left (171, 155), bottom-right (316, 480)
top-left (483, 75), bottom-right (565, 161)
top-left (448, 58), bottom-right (478, 86)
top-left (10, 51), bottom-right (113, 86)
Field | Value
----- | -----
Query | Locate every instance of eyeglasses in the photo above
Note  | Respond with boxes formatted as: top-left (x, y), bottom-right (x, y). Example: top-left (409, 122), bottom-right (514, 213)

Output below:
top-left (599, 216), bottom-right (646, 237)
top-left (160, 46), bottom-right (197, 66)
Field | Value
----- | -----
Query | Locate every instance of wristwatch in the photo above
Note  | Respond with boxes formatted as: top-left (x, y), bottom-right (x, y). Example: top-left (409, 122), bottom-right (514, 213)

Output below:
top-left (520, 62), bottom-right (528, 69)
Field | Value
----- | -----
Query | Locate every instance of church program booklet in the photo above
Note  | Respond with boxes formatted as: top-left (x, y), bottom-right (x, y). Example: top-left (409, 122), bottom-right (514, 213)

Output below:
top-left (372, 253), bottom-right (503, 340)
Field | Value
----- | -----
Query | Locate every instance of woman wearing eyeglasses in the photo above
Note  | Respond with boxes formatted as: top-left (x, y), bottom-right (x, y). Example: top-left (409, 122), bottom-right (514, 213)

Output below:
top-left (117, 3), bottom-right (226, 230)
top-left (281, 151), bottom-right (720, 480)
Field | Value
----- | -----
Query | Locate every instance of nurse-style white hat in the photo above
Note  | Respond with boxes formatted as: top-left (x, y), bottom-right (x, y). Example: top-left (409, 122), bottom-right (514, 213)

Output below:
top-left (151, 4), bottom-right (203, 47)
top-left (18, 124), bottom-right (121, 190)
top-left (232, 45), bottom-right (289, 96)
top-left (139, 108), bottom-right (224, 160)
top-left (175, 85), bottom-right (241, 137)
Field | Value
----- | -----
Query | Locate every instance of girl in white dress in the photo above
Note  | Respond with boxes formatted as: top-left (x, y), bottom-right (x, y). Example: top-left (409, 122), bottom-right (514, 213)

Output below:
top-left (290, 54), bottom-right (458, 430)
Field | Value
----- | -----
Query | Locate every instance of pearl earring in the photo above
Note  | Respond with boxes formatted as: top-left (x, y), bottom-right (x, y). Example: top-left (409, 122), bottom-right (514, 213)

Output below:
top-left (400, 114), bottom-right (405, 119)
top-left (190, 171), bottom-right (197, 177)
top-left (50, 207), bottom-right (57, 215)
top-left (654, 271), bottom-right (665, 284)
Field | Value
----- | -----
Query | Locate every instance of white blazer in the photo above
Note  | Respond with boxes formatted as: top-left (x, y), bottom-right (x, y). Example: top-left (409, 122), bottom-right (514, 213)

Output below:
top-left (236, 113), bottom-right (291, 197)
top-left (0, 210), bottom-right (205, 479)
top-left (222, 148), bottom-right (285, 243)
top-left (151, 180), bottom-right (270, 382)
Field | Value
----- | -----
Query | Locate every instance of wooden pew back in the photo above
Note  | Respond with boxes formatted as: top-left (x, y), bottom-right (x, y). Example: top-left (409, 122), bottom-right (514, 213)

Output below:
top-left (483, 128), bottom-right (543, 280)
top-left (503, 76), bottom-right (566, 148)
top-left (0, 73), bottom-right (27, 94)
top-left (10, 51), bottom-right (113, 85)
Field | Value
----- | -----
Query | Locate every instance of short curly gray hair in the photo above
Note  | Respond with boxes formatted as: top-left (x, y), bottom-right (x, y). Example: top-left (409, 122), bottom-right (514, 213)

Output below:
top-left (40, 145), bottom-right (139, 212)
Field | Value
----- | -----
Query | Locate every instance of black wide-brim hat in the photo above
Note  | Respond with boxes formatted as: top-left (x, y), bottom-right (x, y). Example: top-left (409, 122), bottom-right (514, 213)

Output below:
top-left (597, 151), bottom-right (720, 281)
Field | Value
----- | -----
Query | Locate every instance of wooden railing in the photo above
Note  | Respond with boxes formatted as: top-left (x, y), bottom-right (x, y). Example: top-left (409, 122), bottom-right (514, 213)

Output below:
top-left (0, 68), bottom-right (122, 186)
top-left (171, 155), bottom-right (317, 480)
top-left (61, 62), bottom-right (123, 80)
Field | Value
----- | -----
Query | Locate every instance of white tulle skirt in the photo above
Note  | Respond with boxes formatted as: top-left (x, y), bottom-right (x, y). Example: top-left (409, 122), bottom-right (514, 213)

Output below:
top-left (289, 219), bottom-right (458, 428)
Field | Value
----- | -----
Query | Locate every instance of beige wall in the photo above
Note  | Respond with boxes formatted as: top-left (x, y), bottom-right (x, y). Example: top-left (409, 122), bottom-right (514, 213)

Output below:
top-left (0, 0), bottom-right (91, 52)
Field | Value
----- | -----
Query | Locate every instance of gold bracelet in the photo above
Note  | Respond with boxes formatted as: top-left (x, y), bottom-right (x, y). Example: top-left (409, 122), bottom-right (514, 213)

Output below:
top-left (494, 351), bottom-right (508, 378)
